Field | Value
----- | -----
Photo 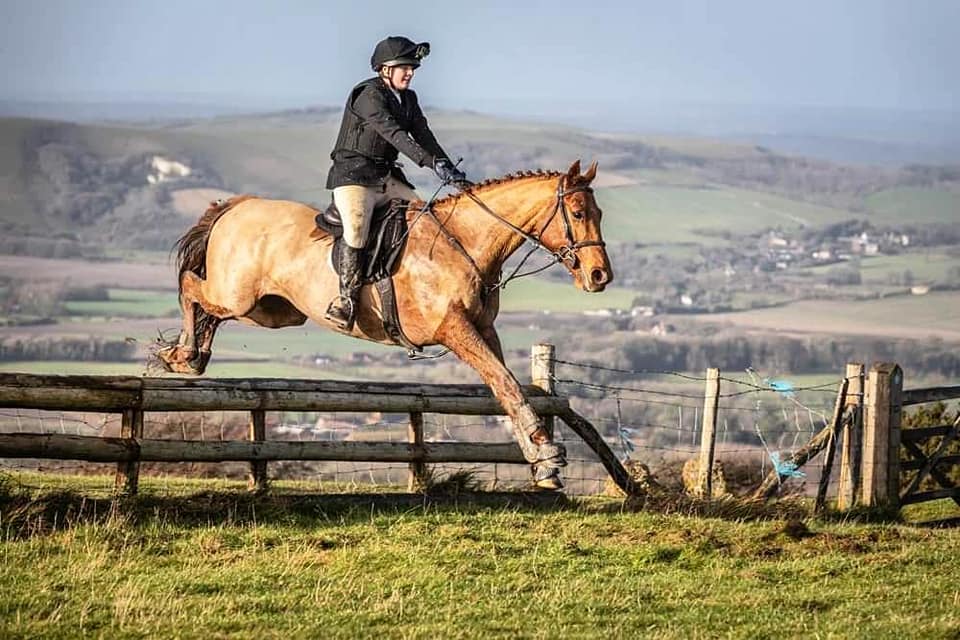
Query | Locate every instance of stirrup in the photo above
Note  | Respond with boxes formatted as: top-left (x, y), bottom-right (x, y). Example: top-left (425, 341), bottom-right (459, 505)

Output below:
top-left (325, 295), bottom-right (356, 330)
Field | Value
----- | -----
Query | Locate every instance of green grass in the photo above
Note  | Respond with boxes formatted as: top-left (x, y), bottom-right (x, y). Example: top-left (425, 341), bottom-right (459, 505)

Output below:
top-left (864, 188), bottom-right (960, 225)
top-left (63, 288), bottom-right (179, 318)
top-left (597, 184), bottom-right (852, 246)
top-left (802, 252), bottom-right (960, 285)
top-left (497, 278), bottom-right (638, 312)
top-left (0, 472), bottom-right (958, 638)
top-left (701, 291), bottom-right (960, 339)
top-left (855, 253), bottom-right (959, 286)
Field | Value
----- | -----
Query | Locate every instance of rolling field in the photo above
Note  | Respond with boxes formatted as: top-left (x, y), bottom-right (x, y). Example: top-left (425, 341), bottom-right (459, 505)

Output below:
top-left (597, 184), bottom-right (850, 245)
top-left (801, 252), bottom-right (960, 286)
top-left (63, 288), bottom-right (180, 317)
top-left (496, 277), bottom-right (637, 312)
top-left (864, 188), bottom-right (960, 225)
top-left (0, 472), bottom-right (958, 638)
top-left (693, 290), bottom-right (960, 340)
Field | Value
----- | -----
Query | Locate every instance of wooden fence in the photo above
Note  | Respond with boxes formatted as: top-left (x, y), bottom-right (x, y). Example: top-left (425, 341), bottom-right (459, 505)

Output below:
top-left (718, 361), bottom-right (960, 512)
top-left (0, 345), bottom-right (638, 496)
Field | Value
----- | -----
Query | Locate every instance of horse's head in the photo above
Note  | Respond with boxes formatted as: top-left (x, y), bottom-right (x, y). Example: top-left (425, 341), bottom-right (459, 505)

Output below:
top-left (540, 160), bottom-right (613, 292)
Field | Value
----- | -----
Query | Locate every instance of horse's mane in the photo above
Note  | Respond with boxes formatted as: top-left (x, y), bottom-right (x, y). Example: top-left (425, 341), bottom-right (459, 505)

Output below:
top-left (431, 169), bottom-right (565, 208)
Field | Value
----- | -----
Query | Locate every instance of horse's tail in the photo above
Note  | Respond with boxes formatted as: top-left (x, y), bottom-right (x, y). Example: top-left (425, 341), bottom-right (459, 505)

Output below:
top-left (173, 194), bottom-right (257, 334)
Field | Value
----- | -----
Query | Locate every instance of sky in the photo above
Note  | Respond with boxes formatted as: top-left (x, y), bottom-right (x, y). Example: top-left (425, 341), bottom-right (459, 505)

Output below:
top-left (1, 0), bottom-right (958, 131)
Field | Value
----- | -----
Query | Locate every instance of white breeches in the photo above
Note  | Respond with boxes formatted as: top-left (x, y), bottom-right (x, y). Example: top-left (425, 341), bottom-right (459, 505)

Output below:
top-left (332, 176), bottom-right (419, 249)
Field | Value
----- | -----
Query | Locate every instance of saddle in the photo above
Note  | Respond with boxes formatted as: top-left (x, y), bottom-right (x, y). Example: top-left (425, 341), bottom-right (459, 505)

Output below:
top-left (314, 199), bottom-right (419, 351)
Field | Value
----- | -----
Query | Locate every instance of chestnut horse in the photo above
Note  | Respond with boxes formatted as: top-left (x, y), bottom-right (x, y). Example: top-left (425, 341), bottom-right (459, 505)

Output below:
top-left (156, 160), bottom-right (612, 488)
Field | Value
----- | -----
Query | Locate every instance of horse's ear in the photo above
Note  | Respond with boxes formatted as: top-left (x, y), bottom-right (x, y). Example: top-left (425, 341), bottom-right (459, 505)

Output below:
top-left (566, 160), bottom-right (581, 181)
top-left (582, 161), bottom-right (598, 183)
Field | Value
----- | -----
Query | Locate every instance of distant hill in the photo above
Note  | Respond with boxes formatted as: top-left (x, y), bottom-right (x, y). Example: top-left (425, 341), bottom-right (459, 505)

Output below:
top-left (0, 108), bottom-right (957, 254)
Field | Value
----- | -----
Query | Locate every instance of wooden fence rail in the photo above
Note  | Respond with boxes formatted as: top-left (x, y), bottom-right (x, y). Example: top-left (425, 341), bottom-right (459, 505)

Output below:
top-left (0, 374), bottom-right (569, 415)
top-left (0, 345), bottom-right (639, 498)
top-left (0, 434), bottom-right (528, 464)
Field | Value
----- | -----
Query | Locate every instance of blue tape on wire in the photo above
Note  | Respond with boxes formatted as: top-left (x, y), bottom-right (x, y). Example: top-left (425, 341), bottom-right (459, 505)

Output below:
top-left (770, 452), bottom-right (805, 478)
top-left (766, 379), bottom-right (796, 398)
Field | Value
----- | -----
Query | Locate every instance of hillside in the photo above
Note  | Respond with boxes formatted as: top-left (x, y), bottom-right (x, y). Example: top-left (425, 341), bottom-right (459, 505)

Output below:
top-left (2, 109), bottom-right (957, 256)
top-left (2, 108), bottom-right (959, 362)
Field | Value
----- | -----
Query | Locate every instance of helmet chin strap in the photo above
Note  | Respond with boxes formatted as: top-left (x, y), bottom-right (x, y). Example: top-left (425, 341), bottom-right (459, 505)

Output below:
top-left (381, 67), bottom-right (398, 91)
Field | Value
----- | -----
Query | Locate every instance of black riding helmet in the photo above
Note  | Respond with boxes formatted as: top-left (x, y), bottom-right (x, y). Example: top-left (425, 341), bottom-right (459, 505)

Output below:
top-left (371, 36), bottom-right (430, 71)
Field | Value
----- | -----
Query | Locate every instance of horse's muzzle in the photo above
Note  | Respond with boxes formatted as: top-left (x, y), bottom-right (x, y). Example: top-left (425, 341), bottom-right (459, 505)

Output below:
top-left (579, 265), bottom-right (611, 292)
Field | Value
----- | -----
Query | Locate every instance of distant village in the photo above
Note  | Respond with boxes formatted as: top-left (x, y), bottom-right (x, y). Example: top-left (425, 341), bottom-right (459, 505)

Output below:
top-left (553, 217), bottom-right (960, 334)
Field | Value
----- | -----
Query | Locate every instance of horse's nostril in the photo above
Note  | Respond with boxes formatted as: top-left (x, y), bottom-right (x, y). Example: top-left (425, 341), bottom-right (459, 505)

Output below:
top-left (591, 268), bottom-right (607, 285)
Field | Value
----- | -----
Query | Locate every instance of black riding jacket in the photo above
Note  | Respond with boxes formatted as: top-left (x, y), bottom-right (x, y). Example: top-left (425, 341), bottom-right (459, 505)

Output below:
top-left (326, 77), bottom-right (450, 189)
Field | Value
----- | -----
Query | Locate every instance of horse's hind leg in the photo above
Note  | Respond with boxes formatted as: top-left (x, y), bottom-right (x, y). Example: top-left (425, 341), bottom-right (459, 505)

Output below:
top-left (190, 316), bottom-right (223, 375)
top-left (437, 308), bottom-right (566, 490)
top-left (158, 272), bottom-right (239, 375)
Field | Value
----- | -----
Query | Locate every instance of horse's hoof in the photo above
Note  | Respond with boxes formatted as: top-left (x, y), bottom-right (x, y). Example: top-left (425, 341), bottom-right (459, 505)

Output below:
top-left (533, 465), bottom-right (564, 491)
top-left (166, 362), bottom-right (203, 375)
top-left (156, 345), bottom-right (205, 375)
top-left (534, 474), bottom-right (564, 491)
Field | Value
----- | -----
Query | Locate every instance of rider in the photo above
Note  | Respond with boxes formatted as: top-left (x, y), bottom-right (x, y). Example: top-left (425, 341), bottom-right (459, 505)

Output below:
top-left (324, 35), bottom-right (468, 331)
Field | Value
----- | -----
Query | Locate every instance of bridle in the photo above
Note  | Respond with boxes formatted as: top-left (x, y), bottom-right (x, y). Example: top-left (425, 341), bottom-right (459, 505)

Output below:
top-left (455, 176), bottom-right (605, 276)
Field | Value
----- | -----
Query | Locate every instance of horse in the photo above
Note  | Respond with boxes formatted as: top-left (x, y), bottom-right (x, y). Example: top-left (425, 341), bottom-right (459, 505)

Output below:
top-left (156, 160), bottom-right (613, 489)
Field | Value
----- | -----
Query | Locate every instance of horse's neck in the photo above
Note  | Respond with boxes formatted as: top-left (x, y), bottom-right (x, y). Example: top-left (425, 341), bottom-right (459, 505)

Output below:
top-left (438, 177), bottom-right (555, 279)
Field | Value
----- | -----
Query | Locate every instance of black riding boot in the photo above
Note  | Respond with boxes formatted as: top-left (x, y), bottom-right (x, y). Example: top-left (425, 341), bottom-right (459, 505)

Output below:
top-left (325, 245), bottom-right (363, 331)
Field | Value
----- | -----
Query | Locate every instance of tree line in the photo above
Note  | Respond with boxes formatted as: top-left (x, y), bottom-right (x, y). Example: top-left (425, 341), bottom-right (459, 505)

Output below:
top-left (0, 337), bottom-right (135, 361)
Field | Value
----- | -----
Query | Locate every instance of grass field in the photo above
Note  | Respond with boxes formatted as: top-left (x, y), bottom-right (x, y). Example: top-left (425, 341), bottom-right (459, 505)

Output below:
top-left (496, 277), bottom-right (638, 312)
top-left (864, 188), bottom-right (960, 225)
top-left (597, 184), bottom-right (850, 245)
top-left (0, 472), bottom-right (957, 638)
top-left (802, 252), bottom-right (960, 286)
top-left (695, 290), bottom-right (960, 341)
top-left (63, 288), bottom-right (180, 318)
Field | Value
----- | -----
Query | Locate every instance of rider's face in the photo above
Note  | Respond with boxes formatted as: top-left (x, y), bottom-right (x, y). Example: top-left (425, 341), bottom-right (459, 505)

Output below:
top-left (385, 65), bottom-right (415, 90)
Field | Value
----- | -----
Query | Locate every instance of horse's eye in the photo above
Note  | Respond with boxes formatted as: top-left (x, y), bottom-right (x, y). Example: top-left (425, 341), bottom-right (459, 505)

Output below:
top-left (572, 210), bottom-right (584, 220)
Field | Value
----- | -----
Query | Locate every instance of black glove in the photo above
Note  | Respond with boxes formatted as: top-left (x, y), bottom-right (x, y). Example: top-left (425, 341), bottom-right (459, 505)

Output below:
top-left (434, 157), bottom-right (467, 184)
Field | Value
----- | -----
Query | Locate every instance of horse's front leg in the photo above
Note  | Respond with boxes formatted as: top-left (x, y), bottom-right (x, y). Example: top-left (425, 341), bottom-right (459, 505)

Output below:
top-left (478, 324), bottom-right (505, 363)
top-left (437, 309), bottom-right (566, 489)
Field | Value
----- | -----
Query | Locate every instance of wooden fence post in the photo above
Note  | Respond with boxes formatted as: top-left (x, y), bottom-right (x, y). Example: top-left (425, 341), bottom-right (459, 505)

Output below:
top-left (248, 410), bottom-right (268, 493)
top-left (407, 412), bottom-right (427, 491)
top-left (531, 343), bottom-right (556, 440)
top-left (815, 377), bottom-right (850, 514)
top-left (696, 368), bottom-right (720, 498)
top-left (115, 409), bottom-right (144, 495)
top-left (837, 363), bottom-right (864, 511)
top-left (861, 363), bottom-right (903, 508)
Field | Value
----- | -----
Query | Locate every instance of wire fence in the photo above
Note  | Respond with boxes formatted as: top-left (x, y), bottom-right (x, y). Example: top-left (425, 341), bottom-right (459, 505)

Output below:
top-left (0, 358), bottom-right (850, 496)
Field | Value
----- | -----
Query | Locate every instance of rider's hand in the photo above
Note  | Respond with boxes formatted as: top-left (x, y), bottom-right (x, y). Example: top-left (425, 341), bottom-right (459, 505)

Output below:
top-left (434, 157), bottom-right (467, 185)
